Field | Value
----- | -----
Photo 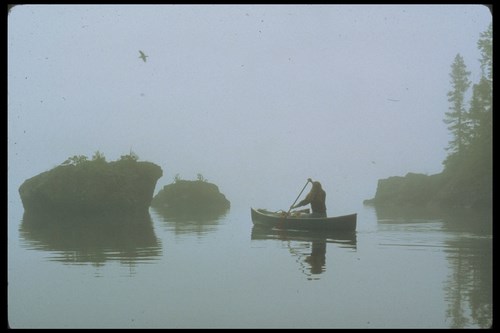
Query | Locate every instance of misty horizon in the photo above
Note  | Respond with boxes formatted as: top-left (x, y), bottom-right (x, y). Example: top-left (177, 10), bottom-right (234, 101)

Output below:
top-left (8, 4), bottom-right (492, 214)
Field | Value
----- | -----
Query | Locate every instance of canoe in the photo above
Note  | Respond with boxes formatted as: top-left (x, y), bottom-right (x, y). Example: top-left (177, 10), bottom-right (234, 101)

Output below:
top-left (251, 225), bottom-right (357, 248)
top-left (251, 208), bottom-right (357, 232)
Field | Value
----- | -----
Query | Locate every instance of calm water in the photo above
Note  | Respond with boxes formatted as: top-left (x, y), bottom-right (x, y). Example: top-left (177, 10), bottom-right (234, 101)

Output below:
top-left (8, 199), bottom-right (492, 328)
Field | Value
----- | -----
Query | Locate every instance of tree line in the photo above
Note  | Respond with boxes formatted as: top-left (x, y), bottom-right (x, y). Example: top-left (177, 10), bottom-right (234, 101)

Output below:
top-left (444, 23), bottom-right (492, 176)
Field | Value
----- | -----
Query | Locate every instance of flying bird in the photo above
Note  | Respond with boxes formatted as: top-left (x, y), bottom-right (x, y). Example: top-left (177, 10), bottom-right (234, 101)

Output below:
top-left (138, 50), bottom-right (148, 62)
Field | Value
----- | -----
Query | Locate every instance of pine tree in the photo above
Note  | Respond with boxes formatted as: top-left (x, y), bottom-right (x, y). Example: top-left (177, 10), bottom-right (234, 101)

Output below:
top-left (444, 54), bottom-right (471, 161)
top-left (468, 76), bottom-right (492, 143)
top-left (474, 22), bottom-right (493, 145)
top-left (477, 23), bottom-right (492, 81)
top-left (442, 23), bottom-right (492, 208)
top-left (467, 23), bottom-right (492, 182)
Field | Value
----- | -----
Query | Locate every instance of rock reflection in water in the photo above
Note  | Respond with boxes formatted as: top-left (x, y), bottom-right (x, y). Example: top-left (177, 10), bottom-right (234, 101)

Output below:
top-left (152, 206), bottom-right (229, 236)
top-left (372, 204), bottom-right (447, 223)
top-left (19, 212), bottom-right (162, 267)
top-left (251, 226), bottom-right (357, 280)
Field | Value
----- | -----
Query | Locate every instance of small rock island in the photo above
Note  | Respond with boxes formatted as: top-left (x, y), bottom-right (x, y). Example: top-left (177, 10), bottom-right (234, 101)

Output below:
top-left (19, 152), bottom-right (163, 218)
top-left (151, 176), bottom-right (230, 216)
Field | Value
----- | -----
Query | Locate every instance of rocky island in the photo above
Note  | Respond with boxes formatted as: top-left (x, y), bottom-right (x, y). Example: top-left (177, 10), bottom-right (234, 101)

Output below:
top-left (18, 152), bottom-right (163, 218)
top-left (151, 176), bottom-right (230, 217)
top-left (365, 23), bottom-right (491, 212)
top-left (364, 170), bottom-right (491, 210)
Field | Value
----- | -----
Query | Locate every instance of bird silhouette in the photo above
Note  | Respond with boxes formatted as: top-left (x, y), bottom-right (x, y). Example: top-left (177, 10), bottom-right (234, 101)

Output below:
top-left (138, 50), bottom-right (148, 62)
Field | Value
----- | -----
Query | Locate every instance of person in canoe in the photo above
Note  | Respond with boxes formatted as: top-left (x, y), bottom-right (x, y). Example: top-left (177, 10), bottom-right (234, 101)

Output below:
top-left (290, 178), bottom-right (327, 218)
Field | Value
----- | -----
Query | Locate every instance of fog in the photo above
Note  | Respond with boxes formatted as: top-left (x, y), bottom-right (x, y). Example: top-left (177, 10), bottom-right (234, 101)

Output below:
top-left (8, 5), bottom-right (492, 214)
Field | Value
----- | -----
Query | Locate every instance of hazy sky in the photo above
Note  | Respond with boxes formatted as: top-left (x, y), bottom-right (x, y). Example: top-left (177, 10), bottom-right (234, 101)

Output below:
top-left (8, 5), bottom-right (492, 213)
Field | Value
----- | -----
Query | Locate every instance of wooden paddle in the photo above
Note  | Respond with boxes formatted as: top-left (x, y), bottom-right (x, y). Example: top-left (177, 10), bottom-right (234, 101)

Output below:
top-left (276, 179), bottom-right (311, 229)
top-left (287, 178), bottom-right (312, 216)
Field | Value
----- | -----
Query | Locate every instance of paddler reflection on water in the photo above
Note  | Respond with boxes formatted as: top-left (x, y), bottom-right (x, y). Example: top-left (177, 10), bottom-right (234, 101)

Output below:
top-left (290, 178), bottom-right (327, 218)
top-left (304, 240), bottom-right (327, 275)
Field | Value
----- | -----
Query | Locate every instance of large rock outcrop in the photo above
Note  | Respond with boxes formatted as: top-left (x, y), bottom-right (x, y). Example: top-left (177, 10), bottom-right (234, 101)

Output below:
top-left (151, 179), bottom-right (230, 216)
top-left (364, 171), bottom-right (491, 210)
top-left (19, 159), bottom-right (163, 217)
top-left (364, 173), bottom-right (443, 207)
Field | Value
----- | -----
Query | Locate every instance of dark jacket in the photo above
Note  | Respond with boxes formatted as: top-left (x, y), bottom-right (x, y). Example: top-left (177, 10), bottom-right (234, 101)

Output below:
top-left (296, 181), bottom-right (326, 214)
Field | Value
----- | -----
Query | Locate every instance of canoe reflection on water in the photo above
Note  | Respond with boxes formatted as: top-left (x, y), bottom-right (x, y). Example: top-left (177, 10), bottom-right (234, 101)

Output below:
top-left (19, 211), bottom-right (162, 267)
top-left (251, 226), bottom-right (357, 280)
top-left (152, 206), bottom-right (229, 236)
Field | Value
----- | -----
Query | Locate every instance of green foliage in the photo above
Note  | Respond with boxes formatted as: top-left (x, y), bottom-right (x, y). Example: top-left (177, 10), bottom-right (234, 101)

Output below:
top-left (477, 23), bottom-right (492, 80)
top-left (440, 24), bottom-right (492, 208)
top-left (173, 173), bottom-right (207, 183)
top-left (444, 53), bottom-right (471, 155)
top-left (61, 150), bottom-right (141, 166)
top-left (92, 150), bottom-right (106, 162)
top-left (120, 150), bottom-right (139, 162)
top-left (62, 155), bottom-right (88, 166)
top-left (468, 77), bottom-right (492, 142)
top-left (444, 24), bottom-right (492, 170)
